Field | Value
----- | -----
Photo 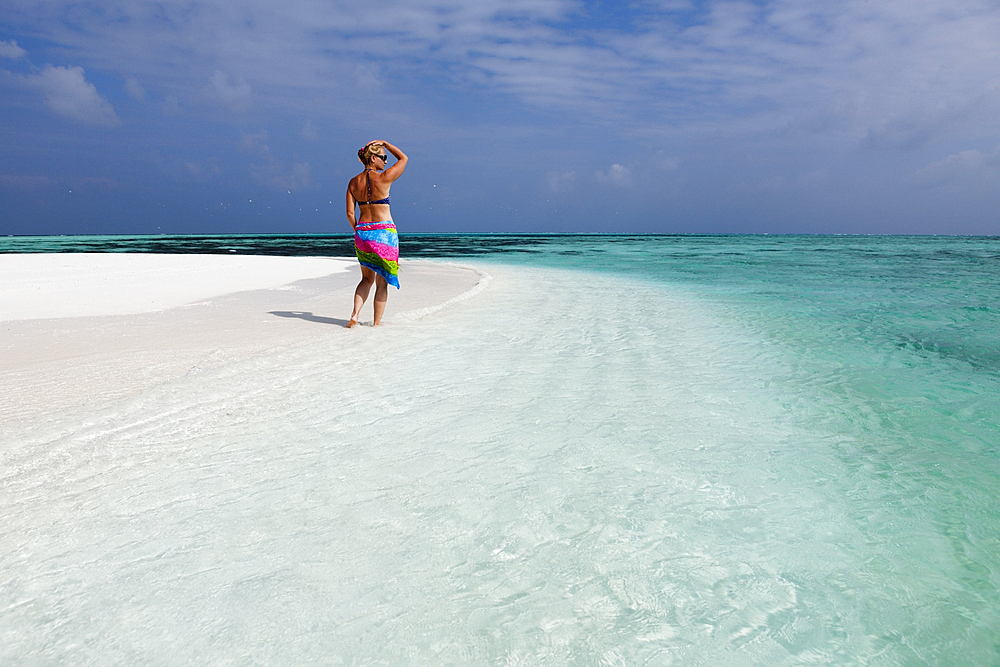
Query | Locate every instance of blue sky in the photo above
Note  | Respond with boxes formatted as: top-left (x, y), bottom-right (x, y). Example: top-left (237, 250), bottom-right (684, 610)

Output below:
top-left (2, 0), bottom-right (999, 235)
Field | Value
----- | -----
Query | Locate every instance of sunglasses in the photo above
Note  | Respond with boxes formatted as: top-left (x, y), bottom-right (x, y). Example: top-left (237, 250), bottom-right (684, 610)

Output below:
top-left (374, 154), bottom-right (388, 161)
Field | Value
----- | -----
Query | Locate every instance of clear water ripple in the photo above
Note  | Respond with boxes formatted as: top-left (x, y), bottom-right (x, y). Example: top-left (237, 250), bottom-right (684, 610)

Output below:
top-left (2, 235), bottom-right (999, 663)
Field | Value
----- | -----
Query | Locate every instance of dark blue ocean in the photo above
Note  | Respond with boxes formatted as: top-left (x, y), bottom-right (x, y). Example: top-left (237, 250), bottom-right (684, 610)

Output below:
top-left (2, 234), bottom-right (1000, 664)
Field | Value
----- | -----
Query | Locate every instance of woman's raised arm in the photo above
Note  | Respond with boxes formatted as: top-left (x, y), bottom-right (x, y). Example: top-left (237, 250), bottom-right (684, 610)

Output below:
top-left (374, 140), bottom-right (408, 182)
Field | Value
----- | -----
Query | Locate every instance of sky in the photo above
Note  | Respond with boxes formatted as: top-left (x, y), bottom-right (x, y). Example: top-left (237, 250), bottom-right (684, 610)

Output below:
top-left (1, 0), bottom-right (999, 235)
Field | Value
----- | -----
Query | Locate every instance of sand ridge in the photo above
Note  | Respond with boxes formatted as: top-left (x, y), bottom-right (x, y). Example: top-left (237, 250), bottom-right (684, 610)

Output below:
top-left (0, 254), bottom-right (483, 424)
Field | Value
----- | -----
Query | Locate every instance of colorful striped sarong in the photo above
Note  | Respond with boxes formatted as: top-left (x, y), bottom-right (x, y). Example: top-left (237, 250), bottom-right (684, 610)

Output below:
top-left (354, 220), bottom-right (399, 288)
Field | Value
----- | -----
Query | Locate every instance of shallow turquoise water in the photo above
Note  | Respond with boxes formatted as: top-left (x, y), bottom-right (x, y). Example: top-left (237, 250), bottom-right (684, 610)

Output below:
top-left (2, 235), bottom-right (999, 663)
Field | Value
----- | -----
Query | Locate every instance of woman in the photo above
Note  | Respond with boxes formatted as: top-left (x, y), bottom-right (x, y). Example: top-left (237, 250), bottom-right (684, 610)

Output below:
top-left (346, 140), bottom-right (408, 327)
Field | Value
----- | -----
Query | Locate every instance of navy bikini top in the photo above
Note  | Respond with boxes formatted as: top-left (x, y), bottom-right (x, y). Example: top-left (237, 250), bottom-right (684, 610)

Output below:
top-left (358, 170), bottom-right (390, 206)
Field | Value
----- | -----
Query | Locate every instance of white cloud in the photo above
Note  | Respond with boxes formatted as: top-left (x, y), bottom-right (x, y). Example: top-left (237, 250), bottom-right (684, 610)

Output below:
top-left (595, 164), bottom-right (632, 187)
top-left (910, 144), bottom-right (1000, 186)
top-left (546, 170), bottom-right (576, 192)
top-left (0, 40), bottom-right (27, 59)
top-left (6, 0), bottom-right (1000, 232)
top-left (300, 120), bottom-right (318, 140)
top-left (125, 76), bottom-right (145, 101)
top-left (242, 130), bottom-right (270, 154)
top-left (25, 65), bottom-right (119, 127)
top-left (211, 70), bottom-right (251, 109)
top-left (11, 0), bottom-right (1000, 150)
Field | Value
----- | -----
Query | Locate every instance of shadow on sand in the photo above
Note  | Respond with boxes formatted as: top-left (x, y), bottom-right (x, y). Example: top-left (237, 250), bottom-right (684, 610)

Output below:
top-left (268, 311), bottom-right (350, 327)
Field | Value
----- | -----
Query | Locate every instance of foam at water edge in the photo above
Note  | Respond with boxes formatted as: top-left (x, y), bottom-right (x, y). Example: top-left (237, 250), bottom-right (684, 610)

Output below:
top-left (390, 262), bottom-right (494, 323)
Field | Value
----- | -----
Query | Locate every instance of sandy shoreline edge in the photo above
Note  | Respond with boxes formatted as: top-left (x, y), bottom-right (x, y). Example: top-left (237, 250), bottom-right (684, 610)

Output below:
top-left (0, 254), bottom-right (485, 424)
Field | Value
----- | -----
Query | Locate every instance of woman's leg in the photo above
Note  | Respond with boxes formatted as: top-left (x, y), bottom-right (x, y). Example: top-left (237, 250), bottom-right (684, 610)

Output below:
top-left (372, 275), bottom-right (389, 326)
top-left (348, 267), bottom-right (376, 326)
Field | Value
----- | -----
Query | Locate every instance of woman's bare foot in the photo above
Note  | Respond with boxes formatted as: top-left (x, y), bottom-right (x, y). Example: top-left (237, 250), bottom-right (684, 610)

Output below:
top-left (346, 317), bottom-right (358, 328)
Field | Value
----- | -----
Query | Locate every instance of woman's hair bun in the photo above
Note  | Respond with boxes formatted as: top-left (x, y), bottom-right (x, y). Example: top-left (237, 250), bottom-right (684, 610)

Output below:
top-left (359, 143), bottom-right (382, 164)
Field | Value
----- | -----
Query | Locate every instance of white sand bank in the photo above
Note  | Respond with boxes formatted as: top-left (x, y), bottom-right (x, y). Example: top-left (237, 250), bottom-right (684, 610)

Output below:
top-left (0, 254), bottom-right (484, 424)
top-left (0, 253), bottom-right (352, 320)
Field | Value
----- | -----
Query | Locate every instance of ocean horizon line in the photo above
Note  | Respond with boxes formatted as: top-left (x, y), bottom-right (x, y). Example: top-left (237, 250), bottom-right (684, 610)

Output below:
top-left (4, 231), bottom-right (999, 241)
